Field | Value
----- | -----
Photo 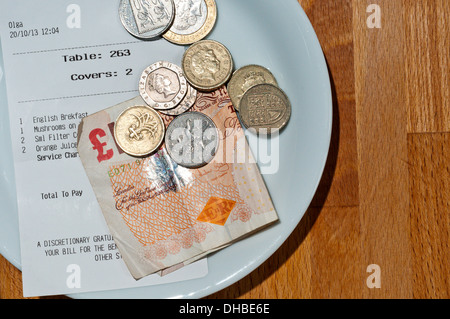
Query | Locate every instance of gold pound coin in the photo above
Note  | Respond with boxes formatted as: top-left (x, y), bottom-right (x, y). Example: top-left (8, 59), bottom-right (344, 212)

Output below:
top-left (239, 83), bottom-right (291, 132)
top-left (163, 0), bottom-right (217, 45)
top-left (114, 105), bottom-right (165, 157)
top-left (182, 39), bottom-right (233, 92)
top-left (227, 64), bottom-right (278, 112)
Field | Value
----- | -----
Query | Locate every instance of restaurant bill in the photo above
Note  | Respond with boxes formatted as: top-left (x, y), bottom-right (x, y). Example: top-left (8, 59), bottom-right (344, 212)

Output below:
top-left (0, 0), bottom-right (207, 297)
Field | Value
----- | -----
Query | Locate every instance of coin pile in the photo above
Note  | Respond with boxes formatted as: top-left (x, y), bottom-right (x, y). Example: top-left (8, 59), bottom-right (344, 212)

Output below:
top-left (114, 38), bottom-right (231, 167)
top-left (228, 65), bottom-right (291, 132)
top-left (116, 0), bottom-right (291, 167)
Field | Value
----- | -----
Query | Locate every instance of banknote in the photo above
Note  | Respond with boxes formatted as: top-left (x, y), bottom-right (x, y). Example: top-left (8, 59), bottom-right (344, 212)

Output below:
top-left (77, 87), bottom-right (278, 279)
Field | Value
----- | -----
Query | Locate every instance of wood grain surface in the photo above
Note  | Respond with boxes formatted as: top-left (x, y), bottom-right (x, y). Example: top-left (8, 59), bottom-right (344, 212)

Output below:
top-left (0, 0), bottom-right (448, 299)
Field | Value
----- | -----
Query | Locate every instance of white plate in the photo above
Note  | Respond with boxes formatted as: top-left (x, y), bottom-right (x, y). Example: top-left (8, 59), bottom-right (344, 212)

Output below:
top-left (0, 0), bottom-right (331, 299)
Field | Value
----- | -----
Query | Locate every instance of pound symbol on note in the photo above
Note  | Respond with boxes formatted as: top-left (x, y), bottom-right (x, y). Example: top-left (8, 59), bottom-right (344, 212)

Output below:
top-left (89, 128), bottom-right (114, 163)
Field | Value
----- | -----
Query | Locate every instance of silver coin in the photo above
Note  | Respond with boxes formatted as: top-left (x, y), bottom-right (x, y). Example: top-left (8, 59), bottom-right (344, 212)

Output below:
top-left (139, 61), bottom-right (188, 110)
top-left (158, 83), bottom-right (197, 116)
top-left (169, 0), bottom-right (208, 36)
top-left (165, 112), bottom-right (219, 168)
top-left (119, 0), bottom-right (175, 40)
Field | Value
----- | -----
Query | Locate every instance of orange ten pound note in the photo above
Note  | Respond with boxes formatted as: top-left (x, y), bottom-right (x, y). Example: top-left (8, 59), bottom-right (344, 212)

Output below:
top-left (77, 87), bottom-right (278, 280)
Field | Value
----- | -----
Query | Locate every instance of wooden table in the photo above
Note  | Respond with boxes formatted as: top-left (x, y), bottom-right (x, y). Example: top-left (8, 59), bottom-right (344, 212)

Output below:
top-left (1, 0), bottom-right (448, 299)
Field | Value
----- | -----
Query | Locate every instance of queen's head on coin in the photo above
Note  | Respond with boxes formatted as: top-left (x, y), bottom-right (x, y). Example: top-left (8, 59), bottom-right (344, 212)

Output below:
top-left (148, 72), bottom-right (177, 98)
top-left (191, 47), bottom-right (220, 80)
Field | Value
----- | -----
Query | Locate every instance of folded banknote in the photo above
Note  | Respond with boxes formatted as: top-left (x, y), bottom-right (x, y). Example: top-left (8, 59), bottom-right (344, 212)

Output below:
top-left (77, 87), bottom-right (278, 279)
